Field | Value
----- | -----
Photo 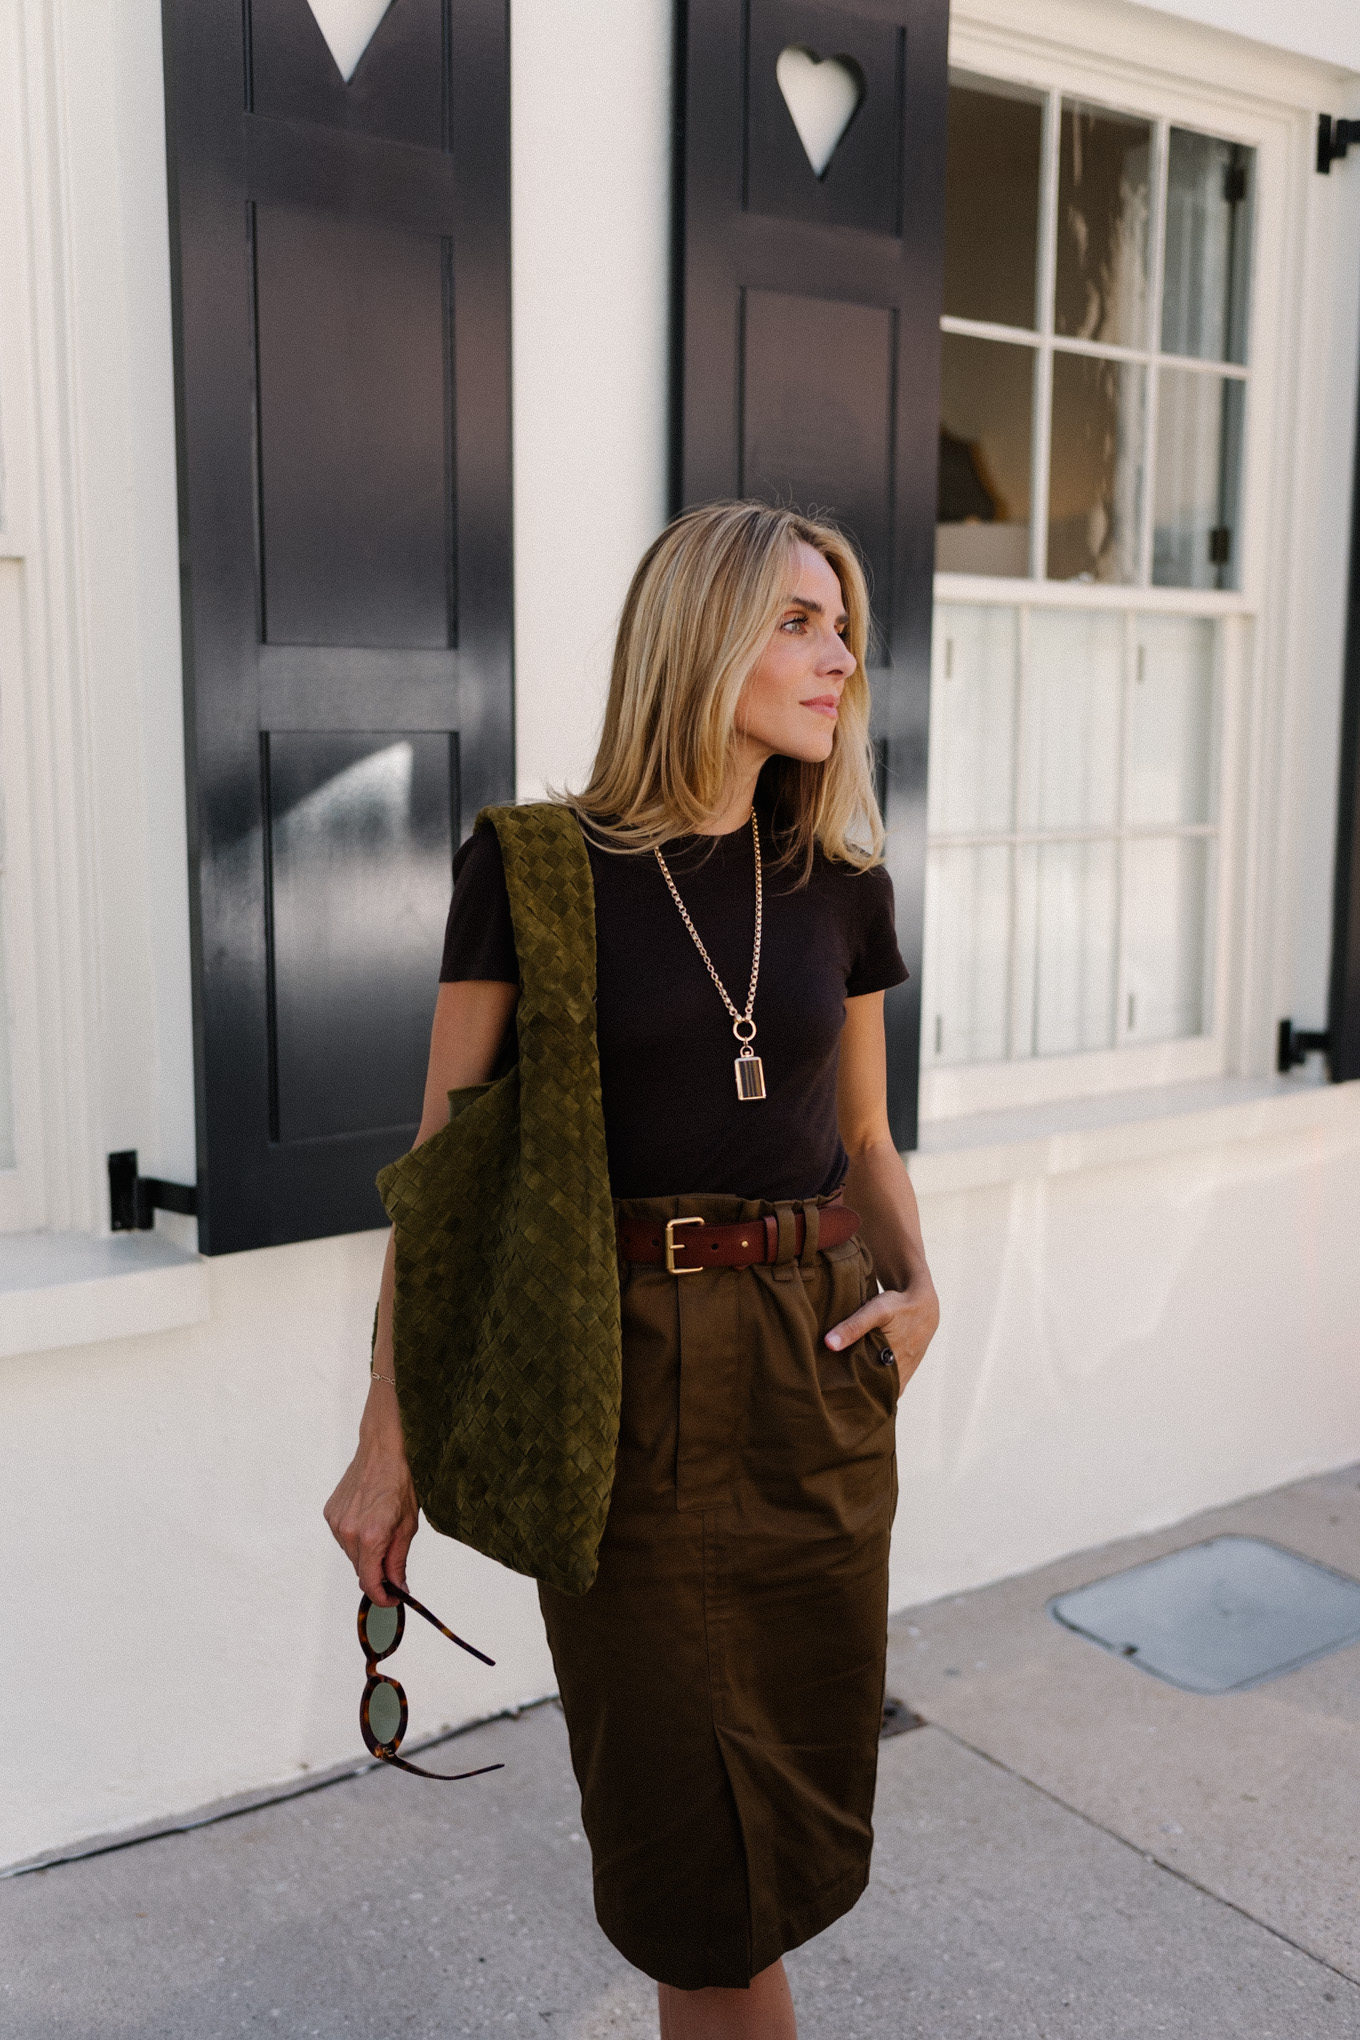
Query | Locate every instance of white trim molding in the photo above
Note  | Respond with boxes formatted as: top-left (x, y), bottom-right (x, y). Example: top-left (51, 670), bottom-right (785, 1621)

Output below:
top-left (0, 0), bottom-right (105, 1232)
top-left (0, 0), bottom-right (196, 1239)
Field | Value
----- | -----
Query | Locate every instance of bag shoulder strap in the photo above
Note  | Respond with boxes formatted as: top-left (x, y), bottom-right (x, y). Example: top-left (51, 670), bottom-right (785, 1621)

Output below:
top-left (475, 803), bottom-right (597, 1025)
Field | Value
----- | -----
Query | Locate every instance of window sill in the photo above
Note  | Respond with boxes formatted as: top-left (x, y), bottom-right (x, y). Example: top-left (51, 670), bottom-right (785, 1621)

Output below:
top-left (907, 1070), bottom-right (1358, 1194)
top-left (0, 1227), bottom-right (209, 1361)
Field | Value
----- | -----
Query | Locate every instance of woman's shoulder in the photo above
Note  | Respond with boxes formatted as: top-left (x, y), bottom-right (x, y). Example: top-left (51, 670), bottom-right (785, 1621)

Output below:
top-left (453, 818), bottom-right (507, 888)
top-left (807, 842), bottom-right (894, 900)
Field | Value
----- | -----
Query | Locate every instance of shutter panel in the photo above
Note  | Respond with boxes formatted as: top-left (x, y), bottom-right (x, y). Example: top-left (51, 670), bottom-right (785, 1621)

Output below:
top-left (674, 0), bottom-right (950, 1152)
top-left (161, 0), bottom-right (512, 1252)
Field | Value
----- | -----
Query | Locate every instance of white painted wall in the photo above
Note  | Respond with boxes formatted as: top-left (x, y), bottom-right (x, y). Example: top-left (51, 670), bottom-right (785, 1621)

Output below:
top-left (1131, 0), bottom-right (1360, 75)
top-left (899, 1088), bottom-right (1360, 1609)
top-left (5, 0), bottom-right (1360, 1871)
top-left (511, 0), bottom-right (674, 802)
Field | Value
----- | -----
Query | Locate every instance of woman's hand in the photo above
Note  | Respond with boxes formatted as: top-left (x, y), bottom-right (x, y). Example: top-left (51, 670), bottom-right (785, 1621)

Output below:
top-left (323, 1381), bottom-right (419, 1606)
top-left (825, 1273), bottom-right (940, 1393)
top-left (834, 993), bottom-right (942, 1397)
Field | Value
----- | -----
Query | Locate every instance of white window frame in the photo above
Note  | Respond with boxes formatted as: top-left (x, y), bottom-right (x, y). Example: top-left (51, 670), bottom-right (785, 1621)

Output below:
top-left (923, 0), bottom-right (1312, 1124)
top-left (0, 0), bottom-right (113, 1235)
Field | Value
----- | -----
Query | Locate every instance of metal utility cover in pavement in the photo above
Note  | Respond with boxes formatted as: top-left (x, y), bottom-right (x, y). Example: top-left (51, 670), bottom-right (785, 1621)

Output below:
top-left (1049, 1536), bottom-right (1360, 1693)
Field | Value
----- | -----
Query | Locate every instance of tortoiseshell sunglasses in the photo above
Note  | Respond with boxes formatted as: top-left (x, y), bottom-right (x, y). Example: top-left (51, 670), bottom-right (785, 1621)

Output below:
top-left (358, 1580), bottom-right (504, 1781)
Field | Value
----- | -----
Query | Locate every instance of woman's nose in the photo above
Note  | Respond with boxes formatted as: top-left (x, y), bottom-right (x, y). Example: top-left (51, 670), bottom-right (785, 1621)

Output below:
top-left (820, 630), bottom-right (854, 678)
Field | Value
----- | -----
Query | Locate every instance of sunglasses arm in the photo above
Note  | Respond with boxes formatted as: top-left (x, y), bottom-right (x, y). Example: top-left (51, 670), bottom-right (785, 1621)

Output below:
top-left (382, 1578), bottom-right (496, 1666)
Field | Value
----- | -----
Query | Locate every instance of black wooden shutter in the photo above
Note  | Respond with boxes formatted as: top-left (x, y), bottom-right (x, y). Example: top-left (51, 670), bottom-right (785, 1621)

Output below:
top-left (1331, 349), bottom-right (1360, 1081)
top-left (674, 0), bottom-right (949, 1153)
top-left (161, 0), bottom-right (512, 1253)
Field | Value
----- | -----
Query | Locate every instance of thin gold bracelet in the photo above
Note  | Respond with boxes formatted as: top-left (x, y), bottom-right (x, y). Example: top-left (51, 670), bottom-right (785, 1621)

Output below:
top-left (369, 1363), bottom-right (397, 1388)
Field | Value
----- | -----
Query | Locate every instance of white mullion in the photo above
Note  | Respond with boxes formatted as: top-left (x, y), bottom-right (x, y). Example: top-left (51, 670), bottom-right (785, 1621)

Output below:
top-left (1113, 614), bottom-right (1135, 1040)
top-left (1030, 90), bottom-right (1061, 582)
top-left (1005, 605), bottom-right (1032, 1058)
top-left (931, 822), bottom-right (1217, 849)
top-left (941, 313), bottom-right (1040, 348)
top-left (1138, 121), bottom-right (1170, 587)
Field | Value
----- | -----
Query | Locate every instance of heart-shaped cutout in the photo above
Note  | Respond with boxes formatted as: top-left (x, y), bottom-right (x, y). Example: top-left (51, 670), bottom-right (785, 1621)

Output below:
top-left (775, 45), bottom-right (866, 179)
top-left (306, 0), bottom-right (393, 83)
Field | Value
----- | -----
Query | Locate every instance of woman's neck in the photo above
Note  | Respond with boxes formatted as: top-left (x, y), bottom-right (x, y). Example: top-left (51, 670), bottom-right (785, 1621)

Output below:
top-left (693, 758), bottom-right (766, 836)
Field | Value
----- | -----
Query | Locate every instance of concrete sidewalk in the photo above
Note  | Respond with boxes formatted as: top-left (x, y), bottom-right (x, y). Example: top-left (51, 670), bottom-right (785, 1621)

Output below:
top-left (4, 1467), bottom-right (1359, 2038)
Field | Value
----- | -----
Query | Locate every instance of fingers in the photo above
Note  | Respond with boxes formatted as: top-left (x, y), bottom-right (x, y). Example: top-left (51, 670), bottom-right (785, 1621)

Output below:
top-left (358, 1540), bottom-right (398, 1605)
top-left (825, 1296), bottom-right (890, 1351)
top-left (383, 1516), bottom-right (417, 1598)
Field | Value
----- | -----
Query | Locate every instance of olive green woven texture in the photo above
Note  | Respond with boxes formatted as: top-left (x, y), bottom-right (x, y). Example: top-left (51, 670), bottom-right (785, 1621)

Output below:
top-left (376, 803), bottom-right (621, 1597)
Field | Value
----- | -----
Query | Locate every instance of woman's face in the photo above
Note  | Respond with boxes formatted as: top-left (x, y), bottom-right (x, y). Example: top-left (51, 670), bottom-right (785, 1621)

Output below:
top-left (736, 542), bottom-right (856, 767)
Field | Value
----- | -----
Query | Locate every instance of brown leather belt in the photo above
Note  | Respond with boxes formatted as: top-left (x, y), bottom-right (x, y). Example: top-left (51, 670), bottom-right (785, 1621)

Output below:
top-left (617, 1202), bottom-right (860, 1275)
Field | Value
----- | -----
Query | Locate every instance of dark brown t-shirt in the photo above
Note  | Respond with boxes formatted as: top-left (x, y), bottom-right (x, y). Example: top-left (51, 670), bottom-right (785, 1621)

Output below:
top-left (439, 813), bottom-right (907, 1201)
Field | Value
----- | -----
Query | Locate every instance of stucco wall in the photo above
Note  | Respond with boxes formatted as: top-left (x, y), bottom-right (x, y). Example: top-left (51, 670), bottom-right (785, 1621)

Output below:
top-left (8, 1093), bottom-right (1360, 1867)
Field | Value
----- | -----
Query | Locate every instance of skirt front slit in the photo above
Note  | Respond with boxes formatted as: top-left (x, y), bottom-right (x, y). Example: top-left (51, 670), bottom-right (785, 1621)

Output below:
top-left (538, 1193), bottom-right (900, 1991)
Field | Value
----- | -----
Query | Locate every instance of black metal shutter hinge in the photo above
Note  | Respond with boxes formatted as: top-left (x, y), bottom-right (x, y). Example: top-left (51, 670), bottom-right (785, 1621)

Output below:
top-left (1317, 116), bottom-right (1360, 175)
top-left (108, 1150), bottom-right (199, 1231)
top-left (1277, 1019), bottom-right (1331, 1073)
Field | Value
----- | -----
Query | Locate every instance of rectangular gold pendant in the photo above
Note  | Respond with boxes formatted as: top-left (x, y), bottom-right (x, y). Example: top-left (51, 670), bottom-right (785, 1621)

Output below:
top-left (735, 1054), bottom-right (767, 1101)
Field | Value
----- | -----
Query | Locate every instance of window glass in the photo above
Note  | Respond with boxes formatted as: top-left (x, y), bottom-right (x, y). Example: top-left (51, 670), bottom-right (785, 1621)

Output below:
top-left (1054, 104), bottom-right (1152, 348)
top-left (1153, 371), bottom-right (1244, 590)
top-left (937, 85), bottom-right (1254, 591)
top-left (1126, 617), bottom-right (1216, 826)
top-left (943, 82), bottom-right (1043, 329)
top-left (927, 606), bottom-right (1017, 834)
top-left (1121, 837), bottom-right (1212, 1041)
top-left (1022, 610), bottom-right (1122, 830)
top-left (1023, 840), bottom-right (1119, 1056)
top-left (1047, 354), bottom-right (1144, 583)
top-left (936, 334), bottom-right (1033, 577)
top-left (925, 601), bottom-right (1223, 1073)
top-left (923, 845), bottom-right (1012, 1066)
top-left (1162, 130), bottom-right (1253, 365)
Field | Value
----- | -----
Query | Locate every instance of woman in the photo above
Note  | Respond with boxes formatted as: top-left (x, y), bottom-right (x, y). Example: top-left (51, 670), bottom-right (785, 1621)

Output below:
top-left (326, 502), bottom-right (939, 2038)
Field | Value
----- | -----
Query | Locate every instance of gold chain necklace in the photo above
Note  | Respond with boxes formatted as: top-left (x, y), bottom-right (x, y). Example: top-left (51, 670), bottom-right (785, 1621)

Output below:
top-left (655, 813), bottom-right (767, 1101)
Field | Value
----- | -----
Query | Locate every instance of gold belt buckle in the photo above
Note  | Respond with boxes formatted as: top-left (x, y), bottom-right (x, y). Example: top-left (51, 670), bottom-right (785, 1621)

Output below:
top-left (665, 1215), bottom-right (705, 1275)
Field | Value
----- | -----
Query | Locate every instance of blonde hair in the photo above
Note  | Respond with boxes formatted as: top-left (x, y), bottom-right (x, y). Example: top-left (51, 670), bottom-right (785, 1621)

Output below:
top-left (569, 501), bottom-right (885, 876)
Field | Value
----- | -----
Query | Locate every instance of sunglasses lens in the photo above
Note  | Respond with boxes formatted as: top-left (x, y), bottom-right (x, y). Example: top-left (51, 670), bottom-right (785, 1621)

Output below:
top-left (368, 1678), bottom-right (402, 1748)
top-left (362, 1603), bottom-right (400, 1656)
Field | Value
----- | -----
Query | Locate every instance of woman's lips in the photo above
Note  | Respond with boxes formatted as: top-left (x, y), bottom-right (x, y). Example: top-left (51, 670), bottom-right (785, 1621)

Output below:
top-left (801, 696), bottom-right (840, 718)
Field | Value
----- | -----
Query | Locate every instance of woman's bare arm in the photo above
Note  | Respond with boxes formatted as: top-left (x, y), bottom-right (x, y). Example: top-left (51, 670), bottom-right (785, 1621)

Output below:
top-left (323, 979), bottom-right (518, 1605)
top-left (829, 991), bottom-right (939, 1391)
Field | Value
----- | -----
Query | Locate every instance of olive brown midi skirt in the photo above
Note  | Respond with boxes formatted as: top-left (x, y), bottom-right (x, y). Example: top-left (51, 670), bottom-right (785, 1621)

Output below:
top-left (538, 1193), bottom-right (901, 1991)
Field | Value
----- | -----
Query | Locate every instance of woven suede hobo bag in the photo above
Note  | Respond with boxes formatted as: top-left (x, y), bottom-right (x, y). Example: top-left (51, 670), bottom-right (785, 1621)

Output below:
top-left (376, 803), bottom-right (622, 1596)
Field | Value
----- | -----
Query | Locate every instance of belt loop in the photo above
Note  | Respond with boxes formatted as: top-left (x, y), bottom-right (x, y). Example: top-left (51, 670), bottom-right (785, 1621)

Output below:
top-left (774, 1204), bottom-right (798, 1268)
top-left (799, 1201), bottom-right (820, 1266)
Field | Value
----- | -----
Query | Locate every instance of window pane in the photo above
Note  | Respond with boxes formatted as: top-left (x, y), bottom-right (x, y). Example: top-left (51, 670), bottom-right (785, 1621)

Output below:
top-left (1127, 617), bottom-right (1215, 826)
top-left (1162, 131), bottom-right (1254, 365)
top-left (1153, 370), bottom-right (1244, 590)
top-left (1019, 840), bottom-right (1118, 1057)
top-left (923, 845), bottom-right (1012, 1066)
top-left (1122, 837), bottom-right (1211, 1041)
top-left (928, 606), bottom-right (1017, 833)
top-left (1023, 610), bottom-right (1123, 830)
top-left (1055, 104), bottom-right (1152, 347)
top-left (937, 333), bottom-right (1034, 577)
top-left (1048, 354), bottom-right (1145, 583)
top-left (943, 79), bottom-right (1043, 330)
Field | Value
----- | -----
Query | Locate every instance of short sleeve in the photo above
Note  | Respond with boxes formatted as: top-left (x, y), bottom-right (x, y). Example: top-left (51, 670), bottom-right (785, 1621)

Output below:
top-left (845, 864), bottom-right (909, 997)
top-left (438, 825), bottom-right (520, 985)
